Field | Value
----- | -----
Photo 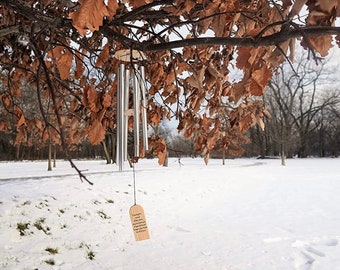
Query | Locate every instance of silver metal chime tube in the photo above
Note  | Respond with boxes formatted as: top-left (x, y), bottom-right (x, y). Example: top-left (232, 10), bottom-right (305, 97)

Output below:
top-left (139, 66), bottom-right (149, 152)
top-left (123, 69), bottom-right (130, 161)
top-left (133, 65), bottom-right (141, 157)
top-left (117, 63), bottom-right (125, 171)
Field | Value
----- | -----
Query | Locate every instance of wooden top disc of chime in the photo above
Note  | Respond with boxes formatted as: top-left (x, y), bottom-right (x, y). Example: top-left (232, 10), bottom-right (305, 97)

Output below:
top-left (114, 49), bottom-right (146, 62)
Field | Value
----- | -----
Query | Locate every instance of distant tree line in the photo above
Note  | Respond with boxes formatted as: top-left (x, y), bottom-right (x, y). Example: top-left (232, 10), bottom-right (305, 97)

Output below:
top-left (0, 132), bottom-right (102, 161)
top-left (246, 53), bottom-right (340, 160)
top-left (167, 53), bottom-right (340, 160)
top-left (1, 53), bottom-right (339, 162)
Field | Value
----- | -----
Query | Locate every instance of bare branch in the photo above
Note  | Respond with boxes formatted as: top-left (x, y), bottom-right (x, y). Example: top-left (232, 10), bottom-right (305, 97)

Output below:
top-left (31, 36), bottom-right (93, 185)
top-left (141, 26), bottom-right (340, 52)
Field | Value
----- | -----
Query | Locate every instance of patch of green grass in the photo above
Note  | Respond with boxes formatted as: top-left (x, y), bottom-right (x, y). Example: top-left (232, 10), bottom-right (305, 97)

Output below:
top-left (87, 250), bottom-right (95, 260)
top-left (33, 218), bottom-right (51, 235)
top-left (73, 214), bottom-right (85, 221)
top-left (79, 241), bottom-right (95, 260)
top-left (35, 201), bottom-right (49, 209)
top-left (92, 200), bottom-right (101, 205)
top-left (21, 200), bottom-right (31, 206)
top-left (44, 258), bottom-right (55, 265)
top-left (97, 210), bottom-right (111, 219)
top-left (16, 222), bottom-right (30, 236)
top-left (45, 247), bottom-right (58, 254)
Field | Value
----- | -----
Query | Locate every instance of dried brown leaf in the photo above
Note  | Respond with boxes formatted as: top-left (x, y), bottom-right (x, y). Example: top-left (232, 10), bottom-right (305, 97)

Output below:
top-left (86, 119), bottom-right (105, 145)
top-left (204, 152), bottom-right (210, 165)
top-left (308, 35), bottom-right (333, 56)
top-left (102, 93), bottom-right (112, 109)
top-left (75, 51), bottom-right (85, 79)
top-left (17, 114), bottom-right (26, 127)
top-left (69, 0), bottom-right (111, 35)
top-left (289, 0), bottom-right (307, 17)
top-left (250, 65), bottom-right (272, 96)
top-left (128, 0), bottom-right (148, 8)
top-left (95, 43), bottom-right (110, 67)
top-left (83, 85), bottom-right (100, 112)
top-left (239, 114), bottom-right (253, 132)
top-left (106, 0), bottom-right (119, 19)
top-left (317, 0), bottom-right (338, 13)
top-left (56, 49), bottom-right (73, 80)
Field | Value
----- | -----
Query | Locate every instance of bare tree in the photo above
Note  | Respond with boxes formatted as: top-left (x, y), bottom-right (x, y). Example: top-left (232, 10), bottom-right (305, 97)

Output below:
top-left (264, 51), bottom-right (340, 162)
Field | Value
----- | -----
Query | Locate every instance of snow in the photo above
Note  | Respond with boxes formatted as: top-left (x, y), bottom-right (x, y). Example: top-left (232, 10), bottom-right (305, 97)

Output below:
top-left (1, 157), bottom-right (340, 270)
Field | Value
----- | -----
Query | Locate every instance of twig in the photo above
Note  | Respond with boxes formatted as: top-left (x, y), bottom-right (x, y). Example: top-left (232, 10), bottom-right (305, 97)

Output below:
top-left (31, 32), bottom-right (93, 185)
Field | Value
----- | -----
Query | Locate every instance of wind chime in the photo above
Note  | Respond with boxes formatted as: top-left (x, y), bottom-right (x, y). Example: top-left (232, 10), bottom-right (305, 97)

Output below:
top-left (114, 49), bottom-right (149, 172)
top-left (115, 50), bottom-right (151, 241)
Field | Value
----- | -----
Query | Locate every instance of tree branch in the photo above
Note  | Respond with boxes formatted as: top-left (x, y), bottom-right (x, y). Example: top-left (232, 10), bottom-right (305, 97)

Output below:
top-left (141, 26), bottom-right (340, 52)
top-left (0, 25), bottom-right (34, 44)
top-left (31, 38), bottom-right (94, 185)
top-left (0, 0), bottom-right (56, 23)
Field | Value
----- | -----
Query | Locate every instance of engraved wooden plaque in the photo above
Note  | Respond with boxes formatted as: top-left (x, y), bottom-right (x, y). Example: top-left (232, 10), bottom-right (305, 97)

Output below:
top-left (129, 204), bottom-right (150, 241)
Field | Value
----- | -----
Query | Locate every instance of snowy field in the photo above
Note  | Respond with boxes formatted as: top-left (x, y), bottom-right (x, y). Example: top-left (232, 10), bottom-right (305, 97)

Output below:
top-left (1, 157), bottom-right (340, 270)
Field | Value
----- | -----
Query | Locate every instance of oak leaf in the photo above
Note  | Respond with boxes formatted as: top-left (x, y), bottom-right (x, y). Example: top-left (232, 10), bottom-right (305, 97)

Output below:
top-left (17, 114), bottom-right (26, 127)
top-left (206, 128), bottom-right (219, 150)
top-left (56, 49), bottom-right (73, 80)
top-left (128, 0), bottom-right (149, 8)
top-left (204, 152), bottom-right (210, 165)
top-left (257, 117), bottom-right (265, 131)
top-left (289, 0), bottom-right (307, 17)
top-left (239, 114), bottom-right (253, 132)
top-left (308, 35), bottom-right (333, 57)
top-left (0, 121), bottom-right (10, 132)
top-left (236, 47), bottom-right (251, 70)
top-left (106, 0), bottom-right (119, 20)
top-left (75, 51), bottom-right (85, 79)
top-left (86, 119), bottom-right (106, 145)
top-left (69, 0), bottom-right (113, 35)
top-left (250, 65), bottom-right (272, 96)
top-left (102, 93), bottom-right (112, 109)
top-left (317, 0), bottom-right (338, 13)
top-left (230, 81), bottom-right (249, 102)
top-left (14, 127), bottom-right (26, 145)
top-left (150, 137), bottom-right (167, 165)
top-left (83, 85), bottom-right (100, 112)
top-left (95, 43), bottom-right (110, 67)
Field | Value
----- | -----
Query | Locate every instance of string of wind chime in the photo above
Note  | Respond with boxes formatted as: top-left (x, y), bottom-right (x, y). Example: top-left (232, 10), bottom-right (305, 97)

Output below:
top-left (114, 49), bottom-right (150, 241)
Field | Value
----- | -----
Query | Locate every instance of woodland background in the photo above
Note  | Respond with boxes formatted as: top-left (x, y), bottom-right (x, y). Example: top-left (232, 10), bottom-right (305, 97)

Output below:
top-left (1, 48), bottom-right (340, 162)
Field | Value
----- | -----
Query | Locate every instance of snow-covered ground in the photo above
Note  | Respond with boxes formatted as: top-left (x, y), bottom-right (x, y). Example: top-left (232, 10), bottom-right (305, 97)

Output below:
top-left (1, 157), bottom-right (340, 270)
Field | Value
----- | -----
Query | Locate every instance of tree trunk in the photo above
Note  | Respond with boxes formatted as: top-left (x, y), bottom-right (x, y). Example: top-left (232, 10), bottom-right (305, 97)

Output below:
top-left (101, 140), bottom-right (111, 164)
top-left (53, 144), bottom-right (56, 167)
top-left (110, 133), bottom-right (116, 164)
top-left (15, 144), bottom-right (20, 160)
top-left (47, 142), bottom-right (52, 171)
top-left (222, 149), bottom-right (225, 165)
top-left (280, 143), bottom-right (286, 166)
top-left (299, 138), bottom-right (308, 158)
top-left (163, 151), bottom-right (169, 167)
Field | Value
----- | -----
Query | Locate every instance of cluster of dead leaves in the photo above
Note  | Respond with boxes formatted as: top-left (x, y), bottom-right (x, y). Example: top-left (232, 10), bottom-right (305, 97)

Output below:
top-left (304, 0), bottom-right (339, 56)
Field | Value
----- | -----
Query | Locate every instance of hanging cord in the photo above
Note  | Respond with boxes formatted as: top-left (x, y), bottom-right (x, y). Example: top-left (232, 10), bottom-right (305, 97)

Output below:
top-left (132, 159), bottom-right (137, 205)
